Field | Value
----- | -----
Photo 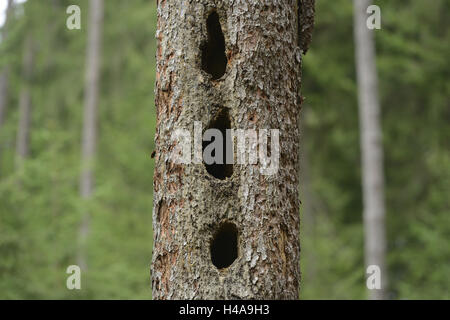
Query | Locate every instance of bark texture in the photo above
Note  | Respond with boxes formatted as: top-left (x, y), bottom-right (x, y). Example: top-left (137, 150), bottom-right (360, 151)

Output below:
top-left (353, 0), bottom-right (387, 300)
top-left (78, 0), bottom-right (103, 271)
top-left (298, 0), bottom-right (315, 53)
top-left (152, 0), bottom-right (313, 299)
top-left (15, 34), bottom-right (34, 167)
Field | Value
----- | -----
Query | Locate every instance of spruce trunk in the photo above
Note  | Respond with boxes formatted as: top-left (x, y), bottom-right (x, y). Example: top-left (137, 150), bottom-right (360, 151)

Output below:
top-left (152, 0), bottom-right (314, 299)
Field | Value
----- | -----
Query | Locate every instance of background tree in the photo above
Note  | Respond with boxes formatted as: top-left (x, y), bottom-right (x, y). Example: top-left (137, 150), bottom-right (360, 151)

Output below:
top-left (0, 0), bottom-right (12, 125)
top-left (15, 33), bottom-right (34, 167)
top-left (353, 0), bottom-right (387, 299)
top-left (78, 0), bottom-right (104, 271)
top-left (0, 0), bottom-right (13, 166)
top-left (152, 0), bottom-right (314, 299)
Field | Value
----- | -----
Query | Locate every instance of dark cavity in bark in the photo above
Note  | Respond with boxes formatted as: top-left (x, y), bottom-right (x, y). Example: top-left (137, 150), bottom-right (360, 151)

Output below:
top-left (210, 221), bottom-right (238, 269)
top-left (201, 11), bottom-right (227, 80)
top-left (202, 108), bottom-right (233, 180)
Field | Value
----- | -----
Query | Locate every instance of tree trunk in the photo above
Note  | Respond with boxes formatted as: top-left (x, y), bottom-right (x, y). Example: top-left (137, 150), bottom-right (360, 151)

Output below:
top-left (78, 0), bottom-right (103, 271)
top-left (353, 0), bottom-right (387, 300)
top-left (0, 0), bottom-right (14, 165)
top-left (0, 0), bottom-right (13, 127)
top-left (15, 34), bottom-right (34, 167)
top-left (152, 0), bottom-right (314, 299)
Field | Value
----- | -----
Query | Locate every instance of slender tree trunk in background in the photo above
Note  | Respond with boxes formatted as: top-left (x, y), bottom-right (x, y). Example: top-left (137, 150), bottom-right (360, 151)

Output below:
top-left (152, 0), bottom-right (314, 299)
top-left (0, 0), bottom-right (14, 165)
top-left (353, 0), bottom-right (387, 300)
top-left (78, 0), bottom-right (103, 271)
top-left (299, 107), bottom-right (317, 284)
top-left (15, 34), bottom-right (34, 167)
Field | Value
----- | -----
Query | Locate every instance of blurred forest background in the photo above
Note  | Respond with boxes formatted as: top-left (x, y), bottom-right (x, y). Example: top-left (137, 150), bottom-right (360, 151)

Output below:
top-left (0, 0), bottom-right (448, 299)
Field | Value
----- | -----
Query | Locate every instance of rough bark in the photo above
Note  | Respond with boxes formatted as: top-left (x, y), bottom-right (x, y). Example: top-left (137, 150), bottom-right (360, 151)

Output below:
top-left (152, 0), bottom-right (314, 299)
top-left (15, 34), bottom-right (34, 167)
top-left (78, 0), bottom-right (103, 271)
top-left (298, 0), bottom-right (315, 54)
top-left (353, 0), bottom-right (387, 300)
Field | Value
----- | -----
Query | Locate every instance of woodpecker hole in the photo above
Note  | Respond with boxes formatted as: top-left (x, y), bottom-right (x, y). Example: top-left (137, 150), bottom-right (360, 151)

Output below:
top-left (201, 11), bottom-right (227, 80)
top-left (210, 222), bottom-right (238, 269)
top-left (203, 108), bottom-right (233, 180)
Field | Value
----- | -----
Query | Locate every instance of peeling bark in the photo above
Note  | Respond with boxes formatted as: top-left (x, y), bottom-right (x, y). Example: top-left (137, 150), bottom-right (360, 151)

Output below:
top-left (298, 0), bottom-right (315, 53)
top-left (152, 0), bottom-right (313, 299)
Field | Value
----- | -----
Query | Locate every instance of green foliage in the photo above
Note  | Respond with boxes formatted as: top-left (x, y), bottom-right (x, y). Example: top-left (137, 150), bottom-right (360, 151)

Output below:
top-left (300, 0), bottom-right (449, 299)
top-left (0, 0), bottom-right (156, 299)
